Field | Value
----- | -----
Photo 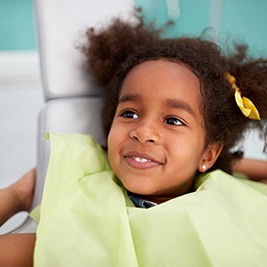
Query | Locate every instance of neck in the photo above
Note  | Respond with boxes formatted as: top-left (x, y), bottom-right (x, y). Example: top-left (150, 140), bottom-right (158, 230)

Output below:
top-left (128, 181), bottom-right (195, 204)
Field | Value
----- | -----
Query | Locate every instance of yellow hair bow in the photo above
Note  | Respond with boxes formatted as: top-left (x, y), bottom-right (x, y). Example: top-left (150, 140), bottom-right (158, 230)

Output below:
top-left (226, 73), bottom-right (260, 120)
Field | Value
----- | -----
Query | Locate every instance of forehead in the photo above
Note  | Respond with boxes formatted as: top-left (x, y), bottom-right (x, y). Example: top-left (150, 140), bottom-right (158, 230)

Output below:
top-left (120, 59), bottom-right (201, 106)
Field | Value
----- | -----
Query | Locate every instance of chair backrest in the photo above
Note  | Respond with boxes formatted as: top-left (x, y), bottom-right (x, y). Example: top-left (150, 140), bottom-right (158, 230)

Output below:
top-left (35, 0), bottom-right (135, 99)
top-left (34, 0), bottom-right (135, 208)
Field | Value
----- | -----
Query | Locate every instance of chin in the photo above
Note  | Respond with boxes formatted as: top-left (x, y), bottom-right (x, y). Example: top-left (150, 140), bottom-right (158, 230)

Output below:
top-left (125, 185), bottom-right (160, 197)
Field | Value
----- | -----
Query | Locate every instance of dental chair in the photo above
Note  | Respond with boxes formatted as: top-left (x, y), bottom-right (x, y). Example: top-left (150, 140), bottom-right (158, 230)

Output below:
top-left (5, 0), bottom-right (134, 234)
top-left (4, 0), bottom-right (267, 235)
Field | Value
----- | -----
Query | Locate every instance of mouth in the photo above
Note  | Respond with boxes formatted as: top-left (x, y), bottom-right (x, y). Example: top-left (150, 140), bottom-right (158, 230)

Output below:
top-left (123, 152), bottom-right (164, 170)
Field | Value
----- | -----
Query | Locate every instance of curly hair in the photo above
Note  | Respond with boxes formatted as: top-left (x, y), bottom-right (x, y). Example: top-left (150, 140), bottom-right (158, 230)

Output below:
top-left (82, 14), bottom-right (267, 174)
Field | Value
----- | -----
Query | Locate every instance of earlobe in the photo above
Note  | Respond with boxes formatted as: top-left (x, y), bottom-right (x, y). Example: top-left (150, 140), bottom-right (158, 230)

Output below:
top-left (198, 142), bottom-right (223, 172)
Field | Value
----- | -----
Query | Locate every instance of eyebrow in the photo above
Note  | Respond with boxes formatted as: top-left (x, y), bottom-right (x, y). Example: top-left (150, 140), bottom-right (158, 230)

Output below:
top-left (165, 98), bottom-right (196, 117)
top-left (119, 93), bottom-right (196, 117)
top-left (118, 93), bottom-right (140, 103)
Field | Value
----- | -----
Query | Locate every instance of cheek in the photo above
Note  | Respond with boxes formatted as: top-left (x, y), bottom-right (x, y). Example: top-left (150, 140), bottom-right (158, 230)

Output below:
top-left (107, 128), bottom-right (121, 168)
top-left (107, 119), bottom-right (127, 146)
top-left (107, 120), bottom-right (117, 145)
top-left (170, 139), bottom-right (204, 168)
top-left (107, 133), bottom-right (115, 162)
top-left (107, 144), bottom-right (116, 176)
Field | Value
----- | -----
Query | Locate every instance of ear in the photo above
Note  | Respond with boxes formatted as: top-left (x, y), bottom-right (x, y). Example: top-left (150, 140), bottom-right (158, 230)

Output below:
top-left (198, 142), bottom-right (223, 173)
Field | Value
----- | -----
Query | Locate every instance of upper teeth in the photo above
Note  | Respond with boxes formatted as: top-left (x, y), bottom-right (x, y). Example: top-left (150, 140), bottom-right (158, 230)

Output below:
top-left (134, 157), bottom-right (150, 163)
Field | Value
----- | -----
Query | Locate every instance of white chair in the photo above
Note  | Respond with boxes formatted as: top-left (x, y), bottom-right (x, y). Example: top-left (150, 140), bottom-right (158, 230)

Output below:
top-left (6, 0), bottom-right (134, 234)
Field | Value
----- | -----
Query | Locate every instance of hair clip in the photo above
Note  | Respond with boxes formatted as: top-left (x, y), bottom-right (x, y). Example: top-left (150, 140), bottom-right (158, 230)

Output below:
top-left (226, 73), bottom-right (260, 120)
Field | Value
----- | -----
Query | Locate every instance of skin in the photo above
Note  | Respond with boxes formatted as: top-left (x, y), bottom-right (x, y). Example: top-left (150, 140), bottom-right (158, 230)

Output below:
top-left (0, 169), bottom-right (36, 267)
top-left (0, 169), bottom-right (36, 226)
top-left (108, 59), bottom-right (222, 203)
top-left (0, 233), bottom-right (35, 267)
top-left (233, 158), bottom-right (267, 183)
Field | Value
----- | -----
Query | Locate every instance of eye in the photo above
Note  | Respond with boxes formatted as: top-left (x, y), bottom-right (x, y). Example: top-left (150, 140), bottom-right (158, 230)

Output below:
top-left (120, 110), bottom-right (139, 119)
top-left (164, 117), bottom-right (184, 126)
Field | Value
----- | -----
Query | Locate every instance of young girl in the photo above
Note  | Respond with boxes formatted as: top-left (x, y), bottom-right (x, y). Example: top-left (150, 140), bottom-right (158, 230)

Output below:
top-left (1, 13), bottom-right (267, 266)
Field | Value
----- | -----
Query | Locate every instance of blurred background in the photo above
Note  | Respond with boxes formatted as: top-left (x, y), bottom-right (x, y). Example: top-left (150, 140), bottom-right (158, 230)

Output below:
top-left (1, 0), bottom-right (267, 232)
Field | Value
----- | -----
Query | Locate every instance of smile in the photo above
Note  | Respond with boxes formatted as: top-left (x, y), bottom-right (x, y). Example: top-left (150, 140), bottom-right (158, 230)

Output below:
top-left (123, 153), bottom-right (164, 170)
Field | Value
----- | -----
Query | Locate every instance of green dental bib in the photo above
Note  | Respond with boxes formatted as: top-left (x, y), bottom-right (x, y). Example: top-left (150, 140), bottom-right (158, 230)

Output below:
top-left (34, 133), bottom-right (267, 267)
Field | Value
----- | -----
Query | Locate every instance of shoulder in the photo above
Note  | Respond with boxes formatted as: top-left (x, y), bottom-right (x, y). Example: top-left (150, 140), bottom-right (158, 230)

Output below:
top-left (195, 169), bottom-right (267, 197)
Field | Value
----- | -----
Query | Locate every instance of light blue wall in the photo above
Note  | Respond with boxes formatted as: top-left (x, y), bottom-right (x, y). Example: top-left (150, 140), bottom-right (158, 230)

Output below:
top-left (135, 0), bottom-right (212, 37)
top-left (0, 0), bottom-right (36, 50)
top-left (220, 0), bottom-right (267, 55)
top-left (135, 0), bottom-right (267, 55)
top-left (1, 0), bottom-right (267, 54)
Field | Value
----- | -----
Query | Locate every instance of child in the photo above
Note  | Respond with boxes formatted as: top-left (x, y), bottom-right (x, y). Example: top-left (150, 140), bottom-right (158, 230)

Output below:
top-left (1, 13), bottom-right (267, 266)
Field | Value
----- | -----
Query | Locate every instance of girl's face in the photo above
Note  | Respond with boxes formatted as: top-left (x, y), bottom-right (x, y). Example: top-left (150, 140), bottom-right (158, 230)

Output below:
top-left (108, 60), bottom-right (221, 203)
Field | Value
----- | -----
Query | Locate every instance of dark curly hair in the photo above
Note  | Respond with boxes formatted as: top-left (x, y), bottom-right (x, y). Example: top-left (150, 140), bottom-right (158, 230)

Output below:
top-left (82, 13), bottom-right (267, 174)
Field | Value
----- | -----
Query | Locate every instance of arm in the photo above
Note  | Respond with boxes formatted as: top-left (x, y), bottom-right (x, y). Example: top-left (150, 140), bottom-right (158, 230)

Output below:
top-left (0, 233), bottom-right (35, 267)
top-left (232, 158), bottom-right (267, 184)
top-left (0, 169), bottom-right (35, 226)
top-left (0, 169), bottom-right (36, 265)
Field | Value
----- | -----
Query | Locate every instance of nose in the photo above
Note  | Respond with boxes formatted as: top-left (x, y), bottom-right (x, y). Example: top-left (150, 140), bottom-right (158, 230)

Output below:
top-left (129, 119), bottom-right (160, 143)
